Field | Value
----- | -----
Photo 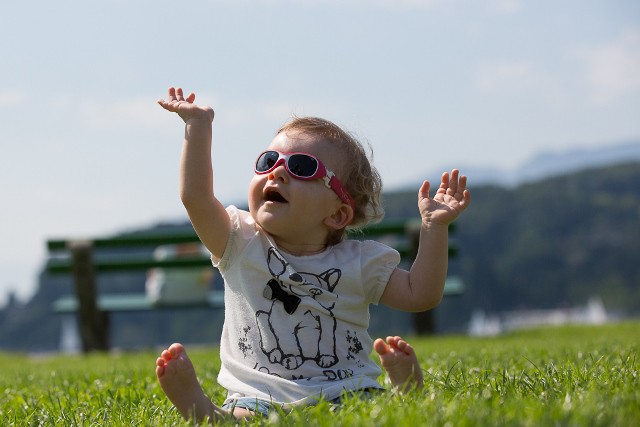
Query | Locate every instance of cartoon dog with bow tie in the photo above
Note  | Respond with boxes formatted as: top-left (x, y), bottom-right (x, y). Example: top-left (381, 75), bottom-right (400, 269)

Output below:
top-left (256, 247), bottom-right (340, 370)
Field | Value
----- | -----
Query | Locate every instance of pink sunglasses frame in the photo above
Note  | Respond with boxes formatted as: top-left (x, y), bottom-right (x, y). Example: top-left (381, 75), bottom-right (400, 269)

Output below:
top-left (254, 150), bottom-right (354, 211)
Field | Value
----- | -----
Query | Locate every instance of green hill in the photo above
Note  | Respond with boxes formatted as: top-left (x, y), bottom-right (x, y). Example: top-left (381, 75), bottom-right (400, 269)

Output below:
top-left (384, 161), bottom-right (640, 331)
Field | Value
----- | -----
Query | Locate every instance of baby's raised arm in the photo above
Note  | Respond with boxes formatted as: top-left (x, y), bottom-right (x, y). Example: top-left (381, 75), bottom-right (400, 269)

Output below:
top-left (158, 87), bottom-right (231, 259)
top-left (381, 170), bottom-right (471, 312)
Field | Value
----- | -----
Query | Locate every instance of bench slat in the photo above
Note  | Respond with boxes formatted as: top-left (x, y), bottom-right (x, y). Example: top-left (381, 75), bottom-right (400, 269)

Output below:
top-left (53, 291), bottom-right (225, 313)
top-left (46, 255), bottom-right (215, 274)
top-left (47, 232), bottom-right (202, 251)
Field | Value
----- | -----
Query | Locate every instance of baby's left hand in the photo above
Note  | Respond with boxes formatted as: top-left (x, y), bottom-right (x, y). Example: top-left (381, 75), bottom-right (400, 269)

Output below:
top-left (418, 169), bottom-right (471, 226)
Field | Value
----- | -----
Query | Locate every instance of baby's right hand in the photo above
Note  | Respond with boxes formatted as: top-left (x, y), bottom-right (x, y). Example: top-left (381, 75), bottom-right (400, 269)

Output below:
top-left (157, 87), bottom-right (214, 123)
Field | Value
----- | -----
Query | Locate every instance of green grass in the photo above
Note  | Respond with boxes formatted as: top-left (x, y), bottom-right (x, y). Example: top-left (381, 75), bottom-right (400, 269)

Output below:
top-left (1, 322), bottom-right (638, 426)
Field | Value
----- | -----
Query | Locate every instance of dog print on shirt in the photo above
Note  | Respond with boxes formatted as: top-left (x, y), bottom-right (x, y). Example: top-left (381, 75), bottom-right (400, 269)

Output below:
top-left (255, 247), bottom-right (340, 370)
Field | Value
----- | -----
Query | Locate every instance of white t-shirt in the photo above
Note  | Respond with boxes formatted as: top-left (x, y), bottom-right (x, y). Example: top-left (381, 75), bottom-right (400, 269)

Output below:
top-left (213, 206), bottom-right (400, 406)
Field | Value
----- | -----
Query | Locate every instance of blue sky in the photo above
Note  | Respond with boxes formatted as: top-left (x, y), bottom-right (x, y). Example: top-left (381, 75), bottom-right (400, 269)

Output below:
top-left (1, 0), bottom-right (639, 305)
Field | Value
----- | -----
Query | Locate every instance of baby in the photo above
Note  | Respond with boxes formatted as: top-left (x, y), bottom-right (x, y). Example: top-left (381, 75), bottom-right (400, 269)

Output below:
top-left (155, 87), bottom-right (470, 422)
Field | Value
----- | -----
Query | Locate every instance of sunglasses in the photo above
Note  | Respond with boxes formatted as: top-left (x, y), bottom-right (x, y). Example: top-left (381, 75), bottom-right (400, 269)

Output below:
top-left (254, 150), bottom-right (354, 210)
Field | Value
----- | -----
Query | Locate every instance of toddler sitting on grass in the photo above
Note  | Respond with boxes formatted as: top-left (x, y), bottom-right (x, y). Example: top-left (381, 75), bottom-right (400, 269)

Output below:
top-left (155, 87), bottom-right (470, 422)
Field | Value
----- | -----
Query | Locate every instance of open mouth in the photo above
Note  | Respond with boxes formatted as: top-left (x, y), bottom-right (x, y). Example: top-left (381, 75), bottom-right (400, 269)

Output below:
top-left (264, 189), bottom-right (288, 203)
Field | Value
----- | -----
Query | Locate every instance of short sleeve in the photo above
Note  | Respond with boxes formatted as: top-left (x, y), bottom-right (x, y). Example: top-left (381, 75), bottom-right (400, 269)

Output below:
top-left (211, 206), bottom-right (256, 270)
top-left (360, 240), bottom-right (401, 304)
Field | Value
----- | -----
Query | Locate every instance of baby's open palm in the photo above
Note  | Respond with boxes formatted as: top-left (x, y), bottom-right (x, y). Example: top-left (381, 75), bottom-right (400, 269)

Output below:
top-left (157, 87), bottom-right (214, 123)
top-left (418, 169), bottom-right (471, 226)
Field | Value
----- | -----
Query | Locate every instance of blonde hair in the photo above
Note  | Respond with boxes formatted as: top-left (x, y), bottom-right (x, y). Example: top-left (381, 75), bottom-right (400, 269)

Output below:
top-left (277, 117), bottom-right (384, 245)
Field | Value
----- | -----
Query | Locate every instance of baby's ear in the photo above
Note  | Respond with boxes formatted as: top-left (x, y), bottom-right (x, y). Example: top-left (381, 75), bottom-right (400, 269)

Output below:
top-left (324, 204), bottom-right (354, 231)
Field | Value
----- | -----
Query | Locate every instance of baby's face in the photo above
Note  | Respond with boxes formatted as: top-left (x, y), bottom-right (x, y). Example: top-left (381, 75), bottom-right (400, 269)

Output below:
top-left (248, 131), bottom-right (346, 251)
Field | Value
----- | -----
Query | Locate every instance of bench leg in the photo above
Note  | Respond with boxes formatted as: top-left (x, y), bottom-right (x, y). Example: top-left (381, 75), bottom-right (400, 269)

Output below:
top-left (413, 310), bottom-right (436, 335)
top-left (70, 241), bottom-right (110, 352)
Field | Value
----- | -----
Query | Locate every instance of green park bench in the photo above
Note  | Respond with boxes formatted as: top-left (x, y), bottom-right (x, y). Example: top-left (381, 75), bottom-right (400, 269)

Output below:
top-left (46, 220), bottom-right (463, 353)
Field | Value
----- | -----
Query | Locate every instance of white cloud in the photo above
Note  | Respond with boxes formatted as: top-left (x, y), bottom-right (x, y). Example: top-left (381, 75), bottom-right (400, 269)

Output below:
top-left (487, 0), bottom-right (522, 14)
top-left (66, 90), bottom-right (227, 133)
top-left (574, 28), bottom-right (640, 105)
top-left (0, 89), bottom-right (27, 108)
top-left (77, 98), bottom-right (170, 132)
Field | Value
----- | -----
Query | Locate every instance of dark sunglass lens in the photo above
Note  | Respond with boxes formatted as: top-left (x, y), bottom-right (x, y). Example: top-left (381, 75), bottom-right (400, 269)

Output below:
top-left (288, 154), bottom-right (318, 177)
top-left (256, 151), bottom-right (280, 172)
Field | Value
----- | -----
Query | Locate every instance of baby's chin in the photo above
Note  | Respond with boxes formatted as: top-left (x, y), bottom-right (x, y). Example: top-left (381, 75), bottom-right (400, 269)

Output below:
top-left (250, 209), bottom-right (280, 235)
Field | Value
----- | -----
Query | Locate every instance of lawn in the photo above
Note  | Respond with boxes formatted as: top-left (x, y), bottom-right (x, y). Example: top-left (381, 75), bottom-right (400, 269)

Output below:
top-left (1, 321), bottom-right (637, 426)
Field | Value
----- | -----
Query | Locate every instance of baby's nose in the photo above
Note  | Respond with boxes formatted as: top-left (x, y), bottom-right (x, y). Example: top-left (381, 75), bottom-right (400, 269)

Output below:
top-left (268, 164), bottom-right (289, 182)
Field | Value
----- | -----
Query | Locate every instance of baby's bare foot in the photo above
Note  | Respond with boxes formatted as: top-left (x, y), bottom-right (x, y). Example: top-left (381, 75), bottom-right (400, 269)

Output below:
top-left (374, 336), bottom-right (424, 393)
top-left (156, 343), bottom-right (226, 421)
